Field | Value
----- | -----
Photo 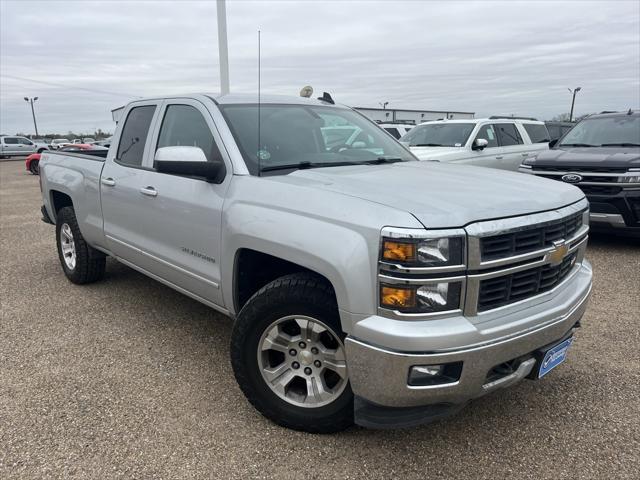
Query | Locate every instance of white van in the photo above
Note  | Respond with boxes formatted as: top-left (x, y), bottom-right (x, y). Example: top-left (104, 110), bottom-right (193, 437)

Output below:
top-left (401, 117), bottom-right (550, 171)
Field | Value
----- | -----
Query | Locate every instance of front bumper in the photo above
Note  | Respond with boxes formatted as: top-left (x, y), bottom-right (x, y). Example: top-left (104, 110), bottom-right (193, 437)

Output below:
top-left (588, 191), bottom-right (640, 235)
top-left (345, 261), bottom-right (592, 426)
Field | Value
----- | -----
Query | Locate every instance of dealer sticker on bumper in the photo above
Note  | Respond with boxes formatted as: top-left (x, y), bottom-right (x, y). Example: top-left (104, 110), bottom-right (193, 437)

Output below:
top-left (538, 337), bottom-right (573, 378)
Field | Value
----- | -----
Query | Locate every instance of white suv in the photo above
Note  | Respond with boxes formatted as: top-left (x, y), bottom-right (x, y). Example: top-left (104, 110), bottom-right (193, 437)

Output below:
top-left (401, 117), bottom-right (550, 171)
top-left (378, 123), bottom-right (414, 139)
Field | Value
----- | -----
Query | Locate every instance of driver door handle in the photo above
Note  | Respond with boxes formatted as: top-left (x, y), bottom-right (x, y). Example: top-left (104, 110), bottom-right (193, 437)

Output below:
top-left (495, 156), bottom-right (504, 160)
top-left (101, 177), bottom-right (116, 187)
top-left (140, 186), bottom-right (158, 197)
top-left (521, 152), bottom-right (530, 157)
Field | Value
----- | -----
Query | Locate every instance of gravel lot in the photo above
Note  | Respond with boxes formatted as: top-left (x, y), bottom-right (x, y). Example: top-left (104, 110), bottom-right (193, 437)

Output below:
top-left (1, 158), bottom-right (639, 479)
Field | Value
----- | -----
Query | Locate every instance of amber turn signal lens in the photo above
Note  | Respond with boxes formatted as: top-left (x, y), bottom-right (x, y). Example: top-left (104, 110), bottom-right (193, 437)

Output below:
top-left (380, 286), bottom-right (416, 309)
top-left (382, 241), bottom-right (416, 262)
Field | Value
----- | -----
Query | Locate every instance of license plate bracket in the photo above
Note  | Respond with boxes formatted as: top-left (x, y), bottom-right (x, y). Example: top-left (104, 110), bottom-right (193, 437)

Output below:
top-left (537, 336), bottom-right (573, 379)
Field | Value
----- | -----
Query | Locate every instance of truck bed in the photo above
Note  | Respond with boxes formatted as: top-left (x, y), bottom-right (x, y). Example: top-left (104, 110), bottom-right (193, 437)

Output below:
top-left (40, 150), bottom-right (108, 249)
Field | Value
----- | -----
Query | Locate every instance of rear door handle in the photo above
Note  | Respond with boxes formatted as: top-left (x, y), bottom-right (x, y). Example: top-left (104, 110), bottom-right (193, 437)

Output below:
top-left (495, 156), bottom-right (504, 160)
top-left (521, 152), bottom-right (530, 157)
top-left (140, 186), bottom-right (158, 197)
top-left (101, 177), bottom-right (116, 187)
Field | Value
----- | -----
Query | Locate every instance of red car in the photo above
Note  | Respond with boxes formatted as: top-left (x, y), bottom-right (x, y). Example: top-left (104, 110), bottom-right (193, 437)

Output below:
top-left (26, 144), bottom-right (98, 175)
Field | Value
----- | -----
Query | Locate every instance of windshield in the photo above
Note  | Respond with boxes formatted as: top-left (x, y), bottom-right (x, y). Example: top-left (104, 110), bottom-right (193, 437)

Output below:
top-left (559, 116), bottom-right (640, 147)
top-left (400, 123), bottom-right (475, 147)
top-left (218, 104), bottom-right (416, 175)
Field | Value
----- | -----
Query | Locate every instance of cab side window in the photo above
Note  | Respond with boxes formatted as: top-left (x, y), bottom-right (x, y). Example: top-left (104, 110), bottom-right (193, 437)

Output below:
top-left (3, 137), bottom-right (18, 144)
top-left (156, 104), bottom-right (222, 163)
top-left (496, 123), bottom-right (523, 146)
top-left (18, 138), bottom-right (33, 145)
top-left (474, 124), bottom-right (498, 148)
top-left (117, 105), bottom-right (156, 167)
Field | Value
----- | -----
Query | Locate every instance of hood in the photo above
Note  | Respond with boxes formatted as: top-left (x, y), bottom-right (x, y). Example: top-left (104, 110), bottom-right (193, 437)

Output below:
top-left (532, 146), bottom-right (640, 169)
top-left (409, 146), bottom-right (467, 161)
top-left (272, 162), bottom-right (584, 229)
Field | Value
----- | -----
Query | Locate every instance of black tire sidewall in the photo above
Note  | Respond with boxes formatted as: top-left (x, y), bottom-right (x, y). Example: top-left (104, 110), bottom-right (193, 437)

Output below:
top-left (30, 160), bottom-right (39, 175)
top-left (232, 276), bottom-right (353, 432)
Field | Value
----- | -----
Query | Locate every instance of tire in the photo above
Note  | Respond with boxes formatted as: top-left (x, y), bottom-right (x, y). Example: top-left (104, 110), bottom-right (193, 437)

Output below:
top-left (37, 148), bottom-right (46, 153)
top-left (29, 160), bottom-right (39, 175)
top-left (55, 206), bottom-right (106, 284)
top-left (231, 273), bottom-right (353, 433)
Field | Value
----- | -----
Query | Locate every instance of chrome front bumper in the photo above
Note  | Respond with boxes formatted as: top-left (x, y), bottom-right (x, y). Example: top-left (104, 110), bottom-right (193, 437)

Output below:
top-left (345, 261), bottom-right (592, 409)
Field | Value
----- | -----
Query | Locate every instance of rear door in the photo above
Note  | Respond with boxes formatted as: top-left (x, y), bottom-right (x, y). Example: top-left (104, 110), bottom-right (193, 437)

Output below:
top-left (494, 122), bottom-right (526, 170)
top-left (2, 137), bottom-right (20, 155)
top-left (519, 122), bottom-right (550, 159)
top-left (101, 101), bottom-right (160, 265)
top-left (129, 98), bottom-right (231, 306)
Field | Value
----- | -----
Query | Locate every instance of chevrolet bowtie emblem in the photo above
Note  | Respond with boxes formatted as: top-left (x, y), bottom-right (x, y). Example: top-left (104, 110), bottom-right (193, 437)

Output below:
top-left (548, 240), bottom-right (569, 266)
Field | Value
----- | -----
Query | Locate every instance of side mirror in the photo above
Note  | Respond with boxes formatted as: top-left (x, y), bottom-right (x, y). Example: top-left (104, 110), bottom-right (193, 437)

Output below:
top-left (548, 139), bottom-right (558, 148)
top-left (154, 146), bottom-right (224, 182)
top-left (472, 138), bottom-right (489, 151)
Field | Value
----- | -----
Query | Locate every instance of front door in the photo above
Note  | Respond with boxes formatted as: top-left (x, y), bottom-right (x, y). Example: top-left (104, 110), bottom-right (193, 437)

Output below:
top-left (128, 99), bottom-right (230, 307)
top-left (471, 123), bottom-right (501, 168)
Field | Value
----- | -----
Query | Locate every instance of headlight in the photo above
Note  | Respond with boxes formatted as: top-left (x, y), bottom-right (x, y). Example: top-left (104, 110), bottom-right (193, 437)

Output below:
top-left (380, 281), bottom-right (463, 313)
top-left (618, 175), bottom-right (640, 183)
top-left (382, 236), bottom-right (464, 267)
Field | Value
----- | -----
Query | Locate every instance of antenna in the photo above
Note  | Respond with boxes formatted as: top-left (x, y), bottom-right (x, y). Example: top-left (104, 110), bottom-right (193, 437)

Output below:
top-left (257, 29), bottom-right (261, 176)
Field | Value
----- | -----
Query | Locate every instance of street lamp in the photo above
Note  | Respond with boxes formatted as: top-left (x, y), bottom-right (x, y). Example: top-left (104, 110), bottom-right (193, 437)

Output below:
top-left (24, 96), bottom-right (39, 137)
top-left (379, 101), bottom-right (389, 110)
top-left (568, 87), bottom-right (582, 122)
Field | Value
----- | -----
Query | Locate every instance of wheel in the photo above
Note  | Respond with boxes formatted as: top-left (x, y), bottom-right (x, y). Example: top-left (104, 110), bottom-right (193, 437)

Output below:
top-left (231, 273), bottom-right (353, 433)
top-left (55, 206), bottom-right (106, 284)
top-left (29, 160), bottom-right (39, 175)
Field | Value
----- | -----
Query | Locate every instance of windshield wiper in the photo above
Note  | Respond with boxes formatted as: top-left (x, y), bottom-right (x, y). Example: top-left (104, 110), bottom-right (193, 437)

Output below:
top-left (411, 143), bottom-right (445, 147)
top-left (260, 161), bottom-right (360, 173)
top-left (600, 143), bottom-right (640, 147)
top-left (559, 143), bottom-right (598, 147)
top-left (365, 157), bottom-right (404, 164)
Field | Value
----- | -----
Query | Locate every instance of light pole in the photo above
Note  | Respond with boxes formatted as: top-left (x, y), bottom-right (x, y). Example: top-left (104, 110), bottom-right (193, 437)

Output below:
top-left (24, 97), bottom-right (39, 137)
top-left (216, 0), bottom-right (230, 95)
top-left (568, 87), bottom-right (581, 122)
top-left (379, 101), bottom-right (389, 109)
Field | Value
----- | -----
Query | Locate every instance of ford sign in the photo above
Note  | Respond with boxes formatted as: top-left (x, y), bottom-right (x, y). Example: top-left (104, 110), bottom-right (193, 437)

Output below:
top-left (562, 173), bottom-right (583, 183)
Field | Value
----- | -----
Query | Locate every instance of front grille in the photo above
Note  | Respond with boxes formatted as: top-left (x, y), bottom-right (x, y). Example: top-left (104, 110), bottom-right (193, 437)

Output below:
top-left (536, 173), bottom-right (618, 183)
top-left (477, 252), bottom-right (577, 311)
top-left (480, 212), bottom-right (583, 261)
top-left (578, 185), bottom-right (622, 195)
top-left (532, 166), bottom-right (627, 173)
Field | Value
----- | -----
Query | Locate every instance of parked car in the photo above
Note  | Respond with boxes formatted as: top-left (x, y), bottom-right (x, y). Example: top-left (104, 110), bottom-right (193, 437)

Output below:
top-left (378, 122), bottom-right (414, 139)
top-left (50, 139), bottom-right (71, 150)
top-left (0, 135), bottom-right (48, 157)
top-left (25, 144), bottom-right (107, 175)
top-left (401, 117), bottom-right (550, 170)
top-left (39, 93), bottom-right (591, 432)
top-left (82, 137), bottom-right (96, 144)
top-left (94, 136), bottom-right (112, 148)
top-left (545, 121), bottom-right (575, 142)
top-left (521, 110), bottom-right (640, 236)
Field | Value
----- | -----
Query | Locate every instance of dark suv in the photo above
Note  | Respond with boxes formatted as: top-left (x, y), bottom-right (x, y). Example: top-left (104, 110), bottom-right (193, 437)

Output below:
top-left (520, 110), bottom-right (640, 236)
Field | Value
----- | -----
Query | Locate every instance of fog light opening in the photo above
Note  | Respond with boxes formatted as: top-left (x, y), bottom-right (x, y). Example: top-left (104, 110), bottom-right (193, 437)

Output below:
top-left (408, 362), bottom-right (463, 387)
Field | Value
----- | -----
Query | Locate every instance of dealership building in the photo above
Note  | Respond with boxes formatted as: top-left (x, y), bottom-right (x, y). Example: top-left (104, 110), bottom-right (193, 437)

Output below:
top-left (354, 106), bottom-right (474, 124)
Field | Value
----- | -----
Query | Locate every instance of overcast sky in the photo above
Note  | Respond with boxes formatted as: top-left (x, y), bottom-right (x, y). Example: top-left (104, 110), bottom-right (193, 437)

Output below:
top-left (1, 0), bottom-right (639, 135)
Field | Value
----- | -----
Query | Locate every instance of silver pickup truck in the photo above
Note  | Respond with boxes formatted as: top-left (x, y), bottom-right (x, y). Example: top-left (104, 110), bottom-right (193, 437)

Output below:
top-left (39, 93), bottom-right (592, 432)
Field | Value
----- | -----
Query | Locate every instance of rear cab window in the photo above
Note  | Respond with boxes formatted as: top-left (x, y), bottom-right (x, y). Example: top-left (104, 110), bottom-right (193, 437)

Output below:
top-left (116, 105), bottom-right (157, 167)
top-left (523, 123), bottom-right (550, 143)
